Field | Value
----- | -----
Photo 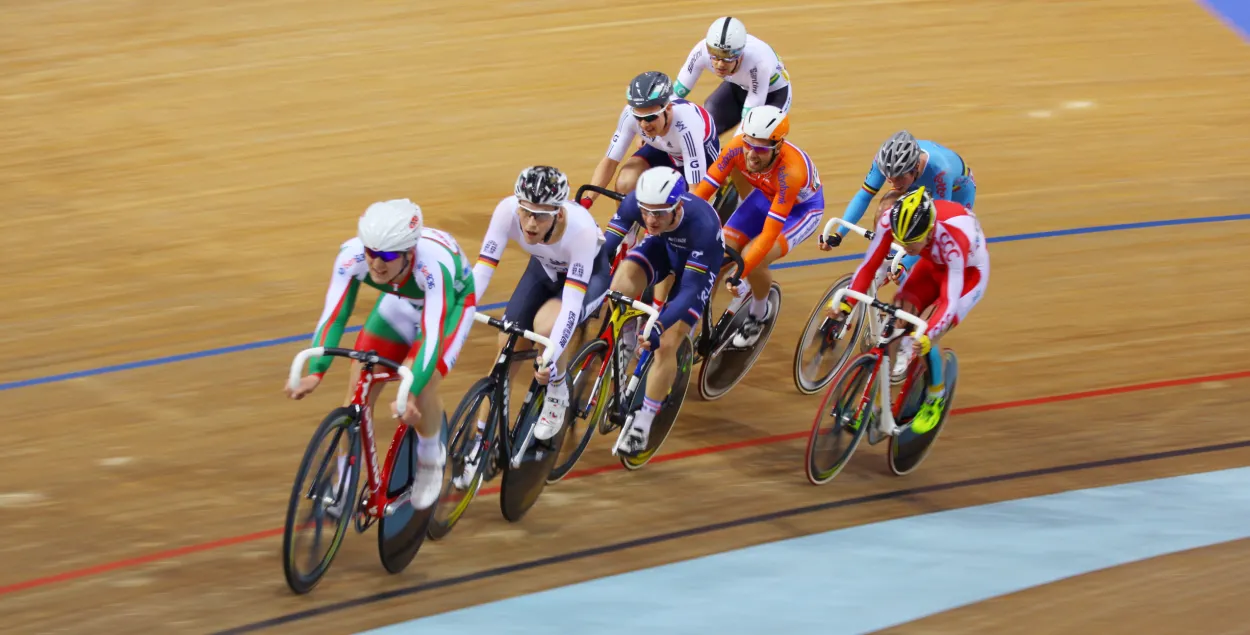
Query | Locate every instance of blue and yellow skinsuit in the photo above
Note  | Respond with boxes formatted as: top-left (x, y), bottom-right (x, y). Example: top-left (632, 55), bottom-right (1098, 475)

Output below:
top-left (835, 140), bottom-right (976, 275)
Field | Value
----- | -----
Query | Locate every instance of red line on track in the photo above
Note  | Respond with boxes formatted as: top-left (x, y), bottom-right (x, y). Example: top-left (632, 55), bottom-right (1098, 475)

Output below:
top-left (2, 368), bottom-right (1246, 597)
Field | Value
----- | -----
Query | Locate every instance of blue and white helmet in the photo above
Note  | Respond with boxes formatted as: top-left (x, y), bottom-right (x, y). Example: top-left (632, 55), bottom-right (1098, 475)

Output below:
top-left (635, 167), bottom-right (687, 211)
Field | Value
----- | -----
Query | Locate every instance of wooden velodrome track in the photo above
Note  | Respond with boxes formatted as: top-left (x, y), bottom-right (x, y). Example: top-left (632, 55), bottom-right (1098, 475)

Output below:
top-left (3, 0), bottom-right (1250, 632)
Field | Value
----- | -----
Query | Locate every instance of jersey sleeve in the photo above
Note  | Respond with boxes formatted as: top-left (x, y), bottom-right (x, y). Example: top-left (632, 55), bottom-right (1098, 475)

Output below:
top-left (307, 243), bottom-right (365, 377)
top-left (605, 106), bottom-right (639, 162)
top-left (471, 197), bottom-right (517, 303)
top-left (740, 148), bottom-right (809, 276)
top-left (408, 260), bottom-right (456, 397)
top-left (674, 42), bottom-right (706, 98)
top-left (602, 193), bottom-right (642, 256)
top-left (839, 162), bottom-right (888, 236)
top-left (844, 214), bottom-right (895, 305)
top-left (693, 136), bottom-right (742, 199)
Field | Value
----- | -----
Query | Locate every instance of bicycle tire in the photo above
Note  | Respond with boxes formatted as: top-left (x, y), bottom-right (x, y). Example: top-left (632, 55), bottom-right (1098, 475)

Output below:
top-left (499, 382), bottom-right (562, 522)
top-left (620, 336), bottom-right (694, 471)
top-left (428, 377), bottom-right (496, 541)
top-left (888, 349), bottom-right (959, 476)
top-left (282, 407), bottom-right (360, 594)
top-left (377, 421), bottom-right (438, 574)
top-left (804, 353), bottom-right (878, 485)
top-left (698, 281), bottom-right (783, 401)
top-left (548, 338), bottom-right (611, 483)
top-left (792, 273), bottom-right (868, 395)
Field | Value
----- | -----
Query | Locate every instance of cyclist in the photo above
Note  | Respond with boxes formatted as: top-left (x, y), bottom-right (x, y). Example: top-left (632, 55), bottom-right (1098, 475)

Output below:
top-left (674, 16), bottom-right (793, 138)
top-left (604, 166), bottom-right (725, 457)
top-left (581, 71), bottom-right (720, 210)
top-left (284, 199), bottom-right (476, 511)
top-left (691, 105), bottom-right (824, 348)
top-left (830, 187), bottom-right (989, 432)
top-left (822, 130), bottom-right (976, 280)
top-left (461, 166), bottom-right (610, 484)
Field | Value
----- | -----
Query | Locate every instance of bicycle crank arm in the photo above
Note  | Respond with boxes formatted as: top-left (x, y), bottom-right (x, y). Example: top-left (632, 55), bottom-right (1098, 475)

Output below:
top-left (383, 493), bottom-right (411, 517)
top-left (510, 426), bottom-right (536, 469)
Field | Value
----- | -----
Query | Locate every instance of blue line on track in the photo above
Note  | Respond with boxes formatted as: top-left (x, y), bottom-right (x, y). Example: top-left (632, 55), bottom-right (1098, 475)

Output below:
top-left (2, 213), bottom-right (1247, 393)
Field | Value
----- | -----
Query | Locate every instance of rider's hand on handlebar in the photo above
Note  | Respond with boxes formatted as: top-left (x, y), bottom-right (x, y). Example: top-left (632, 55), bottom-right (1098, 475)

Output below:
top-left (818, 233), bottom-right (842, 252)
top-left (391, 392), bottom-right (422, 424)
top-left (534, 359), bottom-right (555, 385)
top-left (638, 322), bottom-right (664, 354)
top-left (284, 374), bottom-right (322, 400)
top-left (579, 196), bottom-right (594, 210)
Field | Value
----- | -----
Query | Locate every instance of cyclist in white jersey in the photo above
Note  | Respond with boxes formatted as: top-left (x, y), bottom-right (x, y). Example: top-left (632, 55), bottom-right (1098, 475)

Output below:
top-left (674, 16), bottom-right (793, 138)
top-left (580, 71), bottom-right (720, 212)
top-left (463, 166), bottom-right (610, 485)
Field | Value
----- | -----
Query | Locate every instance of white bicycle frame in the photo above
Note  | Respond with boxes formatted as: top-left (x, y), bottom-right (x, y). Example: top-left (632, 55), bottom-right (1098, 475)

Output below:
top-left (607, 298), bottom-right (662, 457)
top-left (819, 217), bottom-right (907, 347)
top-left (828, 288), bottom-right (929, 438)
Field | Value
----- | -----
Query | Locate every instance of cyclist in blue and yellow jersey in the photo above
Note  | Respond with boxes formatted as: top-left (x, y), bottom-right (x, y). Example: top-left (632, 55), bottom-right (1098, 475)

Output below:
top-left (822, 131), bottom-right (976, 279)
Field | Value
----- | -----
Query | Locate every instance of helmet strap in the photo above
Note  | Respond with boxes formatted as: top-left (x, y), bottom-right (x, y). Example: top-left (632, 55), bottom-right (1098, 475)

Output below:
top-left (542, 210), bottom-right (563, 244)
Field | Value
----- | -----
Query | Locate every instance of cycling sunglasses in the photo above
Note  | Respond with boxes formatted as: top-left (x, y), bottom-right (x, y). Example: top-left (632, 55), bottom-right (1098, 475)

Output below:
top-left (631, 107), bottom-right (667, 123)
top-left (365, 248), bottom-right (406, 262)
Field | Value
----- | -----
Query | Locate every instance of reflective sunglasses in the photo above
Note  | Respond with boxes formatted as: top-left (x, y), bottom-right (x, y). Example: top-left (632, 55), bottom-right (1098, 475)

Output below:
top-left (631, 107), bottom-right (667, 123)
top-left (744, 137), bottom-right (779, 153)
top-left (365, 248), bottom-right (406, 262)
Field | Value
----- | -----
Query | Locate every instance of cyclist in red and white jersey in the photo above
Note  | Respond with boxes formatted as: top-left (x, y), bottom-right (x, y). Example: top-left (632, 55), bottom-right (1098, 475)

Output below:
top-left (831, 187), bottom-right (989, 433)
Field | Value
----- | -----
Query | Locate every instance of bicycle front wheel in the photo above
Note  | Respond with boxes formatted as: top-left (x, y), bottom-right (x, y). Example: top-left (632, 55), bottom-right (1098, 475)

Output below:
top-left (428, 377), bottom-right (496, 541)
top-left (804, 353), bottom-right (878, 485)
top-left (792, 273), bottom-right (868, 395)
top-left (282, 407), bottom-right (361, 594)
top-left (548, 338), bottom-right (612, 483)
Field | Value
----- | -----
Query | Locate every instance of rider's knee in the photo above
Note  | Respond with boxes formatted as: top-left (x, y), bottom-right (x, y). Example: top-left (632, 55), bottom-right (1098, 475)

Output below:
top-left (660, 321), bottom-right (691, 350)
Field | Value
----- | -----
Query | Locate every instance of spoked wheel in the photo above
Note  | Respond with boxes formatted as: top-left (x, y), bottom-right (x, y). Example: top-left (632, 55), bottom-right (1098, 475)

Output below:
top-left (428, 377), bottom-right (496, 541)
top-left (377, 422), bottom-right (438, 574)
top-left (620, 337), bottom-right (694, 471)
top-left (499, 383), bottom-right (564, 522)
top-left (698, 282), bottom-right (783, 401)
top-left (887, 349), bottom-right (959, 476)
top-left (792, 274), bottom-right (870, 395)
top-left (804, 354), bottom-right (878, 485)
top-left (548, 338), bottom-right (611, 483)
top-left (282, 407), bottom-right (361, 594)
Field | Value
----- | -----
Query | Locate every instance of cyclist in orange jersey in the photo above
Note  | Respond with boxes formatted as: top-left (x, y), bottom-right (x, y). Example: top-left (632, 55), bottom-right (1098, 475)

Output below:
top-left (692, 105), bottom-right (824, 348)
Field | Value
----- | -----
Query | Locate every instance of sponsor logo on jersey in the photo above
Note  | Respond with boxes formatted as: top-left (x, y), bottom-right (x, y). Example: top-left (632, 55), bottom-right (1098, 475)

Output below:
top-left (571, 262), bottom-right (585, 278)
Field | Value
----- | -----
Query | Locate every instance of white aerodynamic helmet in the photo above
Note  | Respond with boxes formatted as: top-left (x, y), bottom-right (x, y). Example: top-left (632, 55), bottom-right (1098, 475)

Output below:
top-left (635, 166), bottom-right (687, 211)
top-left (358, 199), bottom-right (424, 252)
top-left (740, 105), bottom-right (790, 143)
top-left (705, 16), bottom-right (747, 58)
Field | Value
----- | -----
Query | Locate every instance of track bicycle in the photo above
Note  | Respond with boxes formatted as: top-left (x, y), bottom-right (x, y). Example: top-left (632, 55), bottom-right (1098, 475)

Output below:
top-left (803, 289), bottom-right (960, 485)
top-left (281, 347), bottom-right (439, 594)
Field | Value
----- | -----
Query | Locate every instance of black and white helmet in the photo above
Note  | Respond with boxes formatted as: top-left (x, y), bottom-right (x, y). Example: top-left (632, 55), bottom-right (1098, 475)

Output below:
top-left (514, 166), bottom-right (569, 207)
top-left (626, 71), bottom-right (674, 110)
top-left (875, 130), bottom-right (922, 179)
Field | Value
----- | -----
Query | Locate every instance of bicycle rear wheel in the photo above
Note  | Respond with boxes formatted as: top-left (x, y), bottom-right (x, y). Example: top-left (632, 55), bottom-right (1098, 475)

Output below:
top-left (620, 337), bottom-right (694, 470)
top-left (282, 407), bottom-right (361, 594)
top-left (698, 281), bottom-right (783, 401)
top-left (499, 383), bottom-right (563, 522)
top-left (548, 338), bottom-right (611, 483)
top-left (377, 421), bottom-right (438, 574)
top-left (888, 349), bottom-right (959, 476)
top-left (792, 274), bottom-right (868, 395)
top-left (804, 354), bottom-right (878, 485)
top-left (428, 377), bottom-right (495, 541)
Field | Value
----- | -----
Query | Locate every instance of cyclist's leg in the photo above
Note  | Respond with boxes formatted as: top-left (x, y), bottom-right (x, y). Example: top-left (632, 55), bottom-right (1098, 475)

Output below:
top-left (616, 146), bottom-right (667, 195)
top-left (500, 256), bottom-right (562, 383)
top-left (349, 293), bottom-right (419, 410)
top-left (716, 188), bottom-right (769, 309)
top-left (891, 258), bottom-right (940, 382)
top-left (704, 82), bottom-right (746, 138)
top-left (408, 290), bottom-right (474, 437)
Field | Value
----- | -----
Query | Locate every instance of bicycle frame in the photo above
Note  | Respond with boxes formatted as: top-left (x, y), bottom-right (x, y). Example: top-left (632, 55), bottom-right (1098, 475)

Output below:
top-left (469, 312), bottom-right (555, 470)
top-left (828, 289), bottom-right (928, 437)
top-left (576, 292), bottom-right (661, 451)
top-left (287, 347), bottom-right (417, 518)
